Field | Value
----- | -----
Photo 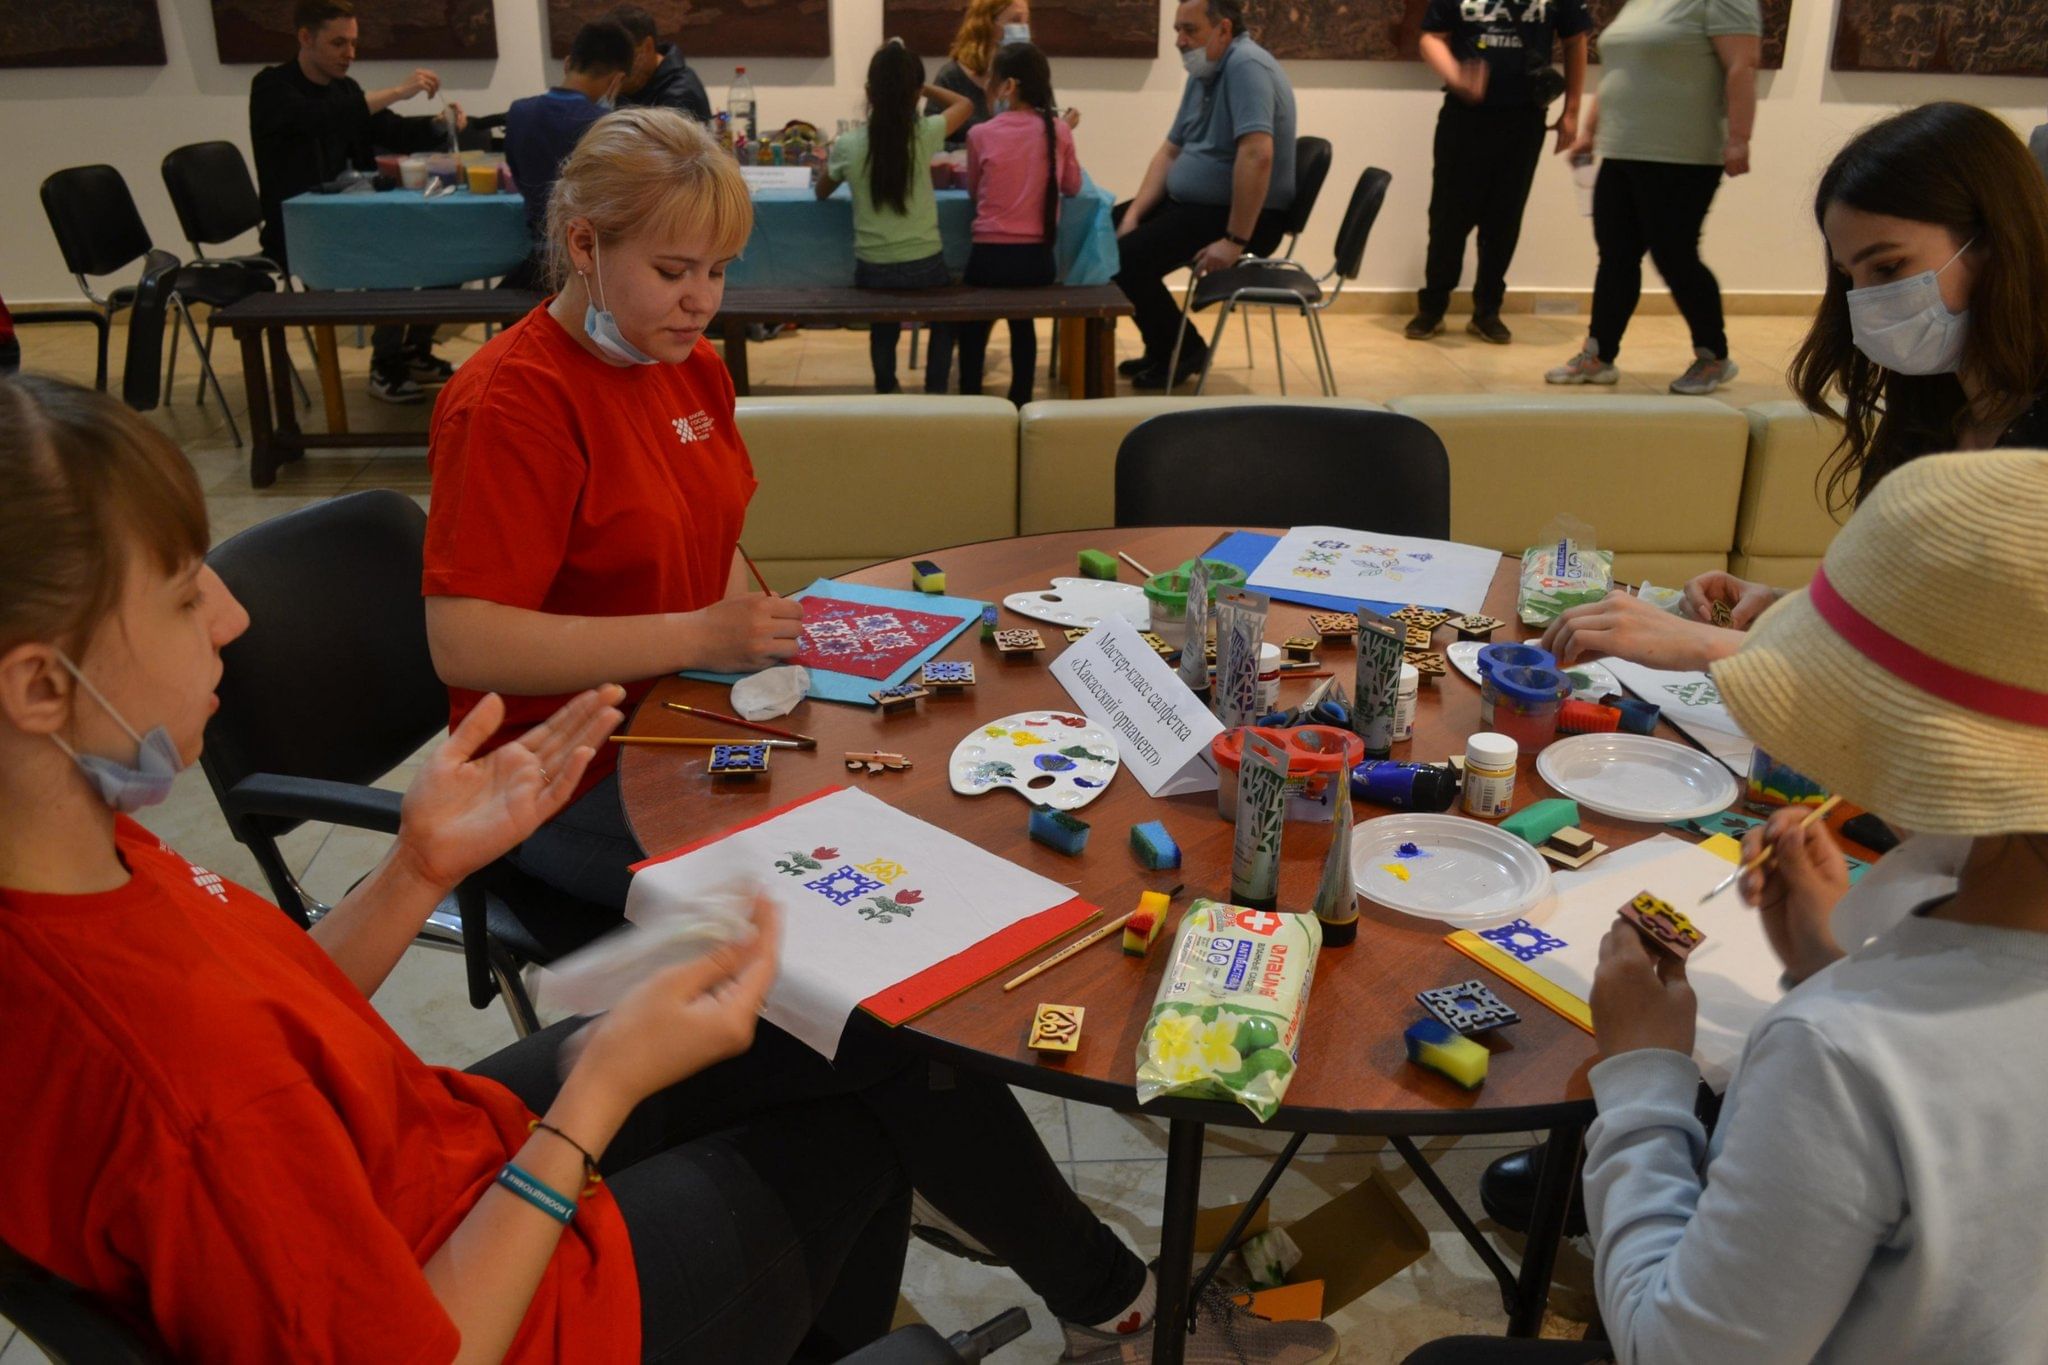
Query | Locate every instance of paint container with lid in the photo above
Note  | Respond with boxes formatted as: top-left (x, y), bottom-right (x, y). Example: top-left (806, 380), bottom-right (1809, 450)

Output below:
top-left (1393, 663), bottom-right (1420, 742)
top-left (1482, 664), bottom-right (1568, 752)
top-left (1350, 759), bottom-right (1459, 813)
top-left (1461, 732), bottom-right (1518, 819)
top-left (1212, 726), bottom-right (1287, 821)
top-left (399, 157), bottom-right (429, 190)
top-left (1475, 642), bottom-right (1557, 726)
top-left (1256, 643), bottom-right (1284, 713)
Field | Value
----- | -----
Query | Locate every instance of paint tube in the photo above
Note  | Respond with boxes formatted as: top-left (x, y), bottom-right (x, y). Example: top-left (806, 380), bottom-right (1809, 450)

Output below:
top-left (1349, 760), bottom-right (1460, 813)
top-left (1352, 607), bottom-right (1404, 760)
top-left (1214, 589), bottom-right (1270, 730)
top-left (1179, 558), bottom-right (1212, 698)
top-left (1312, 769), bottom-right (1359, 946)
top-left (1230, 730), bottom-right (1289, 910)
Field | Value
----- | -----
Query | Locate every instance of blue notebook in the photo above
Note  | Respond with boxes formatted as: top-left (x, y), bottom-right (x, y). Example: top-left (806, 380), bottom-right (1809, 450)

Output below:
top-left (681, 579), bottom-right (984, 706)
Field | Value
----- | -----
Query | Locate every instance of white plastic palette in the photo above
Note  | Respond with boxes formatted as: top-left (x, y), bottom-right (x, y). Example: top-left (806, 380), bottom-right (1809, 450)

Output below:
top-left (948, 710), bottom-right (1121, 810)
top-left (1537, 733), bottom-right (1739, 822)
top-left (1444, 641), bottom-right (1620, 703)
top-left (1350, 813), bottom-right (1553, 927)
top-left (1002, 578), bottom-right (1151, 631)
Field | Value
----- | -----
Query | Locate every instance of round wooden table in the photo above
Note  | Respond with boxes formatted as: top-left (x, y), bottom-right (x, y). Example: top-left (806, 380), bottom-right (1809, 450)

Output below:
top-left (620, 528), bottom-right (1695, 1358)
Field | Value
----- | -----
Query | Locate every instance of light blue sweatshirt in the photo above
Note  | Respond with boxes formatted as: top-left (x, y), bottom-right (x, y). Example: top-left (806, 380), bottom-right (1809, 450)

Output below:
top-left (1583, 868), bottom-right (2048, 1364)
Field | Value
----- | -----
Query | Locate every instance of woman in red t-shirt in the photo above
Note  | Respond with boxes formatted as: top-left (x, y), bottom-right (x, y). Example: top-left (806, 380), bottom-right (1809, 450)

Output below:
top-left (419, 109), bottom-right (1337, 1365)
top-left (0, 375), bottom-right (913, 1363)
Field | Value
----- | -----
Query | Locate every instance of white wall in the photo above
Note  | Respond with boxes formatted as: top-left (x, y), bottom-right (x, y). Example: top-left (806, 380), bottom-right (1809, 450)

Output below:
top-left (4, 0), bottom-right (2044, 303)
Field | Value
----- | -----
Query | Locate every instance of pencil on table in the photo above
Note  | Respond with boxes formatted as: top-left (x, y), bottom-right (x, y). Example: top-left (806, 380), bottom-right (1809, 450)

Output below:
top-left (1118, 551), bottom-right (1154, 579)
top-left (663, 701), bottom-right (816, 747)
top-left (611, 735), bottom-right (805, 749)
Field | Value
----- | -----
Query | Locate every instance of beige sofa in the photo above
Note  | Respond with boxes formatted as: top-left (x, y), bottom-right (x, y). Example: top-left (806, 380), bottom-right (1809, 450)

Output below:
top-left (734, 393), bottom-right (1844, 596)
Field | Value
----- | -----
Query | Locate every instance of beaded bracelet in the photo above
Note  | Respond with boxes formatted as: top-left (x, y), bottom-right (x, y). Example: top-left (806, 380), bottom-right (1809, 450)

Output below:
top-left (496, 1163), bottom-right (576, 1225)
top-left (529, 1119), bottom-right (603, 1190)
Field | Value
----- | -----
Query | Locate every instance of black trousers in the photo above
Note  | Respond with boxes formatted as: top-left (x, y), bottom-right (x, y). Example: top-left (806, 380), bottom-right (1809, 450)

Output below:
top-left (1112, 198), bottom-right (1288, 361)
top-left (1400, 1338), bottom-right (1611, 1365)
top-left (928, 241), bottom-right (1059, 404)
top-left (1417, 100), bottom-right (1549, 320)
top-left (1589, 158), bottom-right (1727, 364)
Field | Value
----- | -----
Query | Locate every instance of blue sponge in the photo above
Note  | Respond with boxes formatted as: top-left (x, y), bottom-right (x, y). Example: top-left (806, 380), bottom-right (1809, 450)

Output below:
top-left (1129, 820), bottom-right (1181, 870)
top-left (1029, 807), bottom-right (1091, 856)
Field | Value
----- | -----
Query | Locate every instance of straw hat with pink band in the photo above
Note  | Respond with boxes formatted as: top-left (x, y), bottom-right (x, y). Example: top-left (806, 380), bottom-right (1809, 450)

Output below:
top-left (1711, 448), bottom-right (2048, 836)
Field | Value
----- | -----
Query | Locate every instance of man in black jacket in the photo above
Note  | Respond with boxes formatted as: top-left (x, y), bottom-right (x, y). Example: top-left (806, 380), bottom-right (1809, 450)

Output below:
top-left (249, 0), bottom-right (467, 403)
top-left (605, 4), bottom-right (712, 123)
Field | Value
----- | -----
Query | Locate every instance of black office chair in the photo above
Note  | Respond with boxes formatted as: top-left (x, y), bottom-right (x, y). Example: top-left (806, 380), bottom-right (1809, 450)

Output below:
top-left (0, 1240), bottom-right (168, 1365)
top-left (837, 1309), bottom-right (1030, 1363)
top-left (118, 249), bottom-right (182, 414)
top-left (201, 491), bottom-right (623, 1035)
top-left (1114, 405), bottom-right (1450, 537)
top-left (39, 164), bottom-right (272, 446)
top-left (160, 140), bottom-right (312, 410)
top-left (1168, 164), bottom-right (1393, 398)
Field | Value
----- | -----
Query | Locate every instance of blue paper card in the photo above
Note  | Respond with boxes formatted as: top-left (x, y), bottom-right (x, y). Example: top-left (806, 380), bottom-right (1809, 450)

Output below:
top-left (681, 579), bottom-right (984, 706)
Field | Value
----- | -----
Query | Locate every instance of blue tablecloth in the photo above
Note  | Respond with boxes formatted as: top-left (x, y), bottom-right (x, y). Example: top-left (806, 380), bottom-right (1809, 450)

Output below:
top-left (283, 189), bottom-right (533, 290)
top-left (283, 177), bottom-right (1120, 291)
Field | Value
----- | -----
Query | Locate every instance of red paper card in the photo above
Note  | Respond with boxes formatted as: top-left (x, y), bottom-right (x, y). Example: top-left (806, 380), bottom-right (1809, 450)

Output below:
top-left (794, 596), bottom-right (966, 680)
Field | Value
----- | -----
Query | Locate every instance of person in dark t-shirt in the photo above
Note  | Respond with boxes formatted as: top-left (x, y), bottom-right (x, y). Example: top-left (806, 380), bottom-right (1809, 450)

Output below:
top-left (605, 4), bottom-right (712, 123)
top-left (1407, 0), bottom-right (1591, 345)
top-left (501, 21), bottom-right (636, 290)
top-left (248, 0), bottom-right (465, 403)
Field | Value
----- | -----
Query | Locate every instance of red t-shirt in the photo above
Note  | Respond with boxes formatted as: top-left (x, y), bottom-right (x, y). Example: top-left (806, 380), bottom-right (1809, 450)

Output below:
top-left (0, 819), bottom-right (638, 1364)
top-left (424, 303), bottom-right (758, 802)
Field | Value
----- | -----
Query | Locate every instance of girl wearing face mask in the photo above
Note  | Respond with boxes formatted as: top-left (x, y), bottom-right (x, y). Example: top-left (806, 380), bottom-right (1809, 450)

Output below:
top-left (1541, 102), bottom-right (2048, 672)
top-left (0, 375), bottom-right (932, 1362)
top-left (927, 0), bottom-right (1081, 151)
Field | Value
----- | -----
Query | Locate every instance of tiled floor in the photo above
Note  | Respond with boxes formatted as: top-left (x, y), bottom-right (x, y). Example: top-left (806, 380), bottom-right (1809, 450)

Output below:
top-left (0, 299), bottom-right (1800, 1361)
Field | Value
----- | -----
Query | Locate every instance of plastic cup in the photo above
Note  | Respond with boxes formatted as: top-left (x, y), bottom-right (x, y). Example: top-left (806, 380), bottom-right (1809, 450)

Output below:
top-left (398, 157), bottom-right (429, 190)
top-left (465, 164), bottom-right (499, 194)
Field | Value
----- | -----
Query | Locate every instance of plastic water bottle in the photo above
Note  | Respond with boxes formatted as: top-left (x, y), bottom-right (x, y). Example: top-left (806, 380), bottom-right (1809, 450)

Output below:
top-left (1571, 150), bottom-right (1597, 218)
top-left (729, 67), bottom-right (757, 146)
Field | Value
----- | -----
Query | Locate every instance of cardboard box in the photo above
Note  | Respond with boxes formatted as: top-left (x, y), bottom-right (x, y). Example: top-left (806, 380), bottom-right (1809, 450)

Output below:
top-left (1195, 1165), bottom-right (1430, 1315)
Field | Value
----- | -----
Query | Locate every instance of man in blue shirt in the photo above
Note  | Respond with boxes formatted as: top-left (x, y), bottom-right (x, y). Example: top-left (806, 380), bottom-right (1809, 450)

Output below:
top-left (1113, 0), bottom-right (1298, 389)
top-left (501, 21), bottom-right (636, 290)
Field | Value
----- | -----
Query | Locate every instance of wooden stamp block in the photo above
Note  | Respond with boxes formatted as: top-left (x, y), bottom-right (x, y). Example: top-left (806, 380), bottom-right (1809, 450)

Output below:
top-left (995, 628), bottom-right (1046, 655)
top-left (1448, 614), bottom-right (1503, 641)
top-left (1405, 626), bottom-right (1435, 650)
top-left (1619, 891), bottom-right (1706, 959)
top-left (1028, 1002), bottom-right (1085, 1054)
top-left (707, 743), bottom-right (769, 776)
top-left (1404, 650), bottom-right (1447, 681)
top-left (1540, 825), bottom-right (1608, 870)
top-left (921, 660), bottom-right (977, 690)
top-left (1416, 980), bottom-right (1521, 1034)
top-left (1282, 635), bottom-right (1320, 663)
top-left (869, 681), bottom-right (929, 714)
top-left (1309, 611), bottom-right (1358, 640)
top-left (1139, 631), bottom-right (1177, 659)
top-left (1064, 626), bottom-right (1094, 643)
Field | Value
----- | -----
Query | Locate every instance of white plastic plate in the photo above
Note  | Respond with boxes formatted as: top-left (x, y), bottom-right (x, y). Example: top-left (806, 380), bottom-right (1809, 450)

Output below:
top-left (1536, 733), bottom-right (1739, 822)
top-left (948, 710), bottom-right (1120, 809)
top-left (1002, 578), bottom-right (1151, 630)
top-left (1350, 813), bottom-right (1553, 928)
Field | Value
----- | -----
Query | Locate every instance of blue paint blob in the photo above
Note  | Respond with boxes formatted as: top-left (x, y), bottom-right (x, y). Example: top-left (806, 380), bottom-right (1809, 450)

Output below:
top-left (1034, 754), bottom-right (1078, 773)
top-left (1395, 842), bottom-right (1427, 859)
top-left (1074, 777), bottom-right (1104, 788)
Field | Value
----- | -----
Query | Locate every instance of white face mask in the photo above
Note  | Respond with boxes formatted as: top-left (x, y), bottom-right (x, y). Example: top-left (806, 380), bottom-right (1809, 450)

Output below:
top-left (582, 236), bottom-right (659, 367)
top-left (1181, 44), bottom-right (1219, 79)
top-left (1002, 22), bottom-right (1031, 43)
top-left (1846, 238), bottom-right (1974, 376)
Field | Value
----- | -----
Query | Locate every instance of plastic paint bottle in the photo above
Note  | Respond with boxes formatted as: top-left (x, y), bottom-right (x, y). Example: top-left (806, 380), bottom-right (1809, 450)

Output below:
top-left (1393, 662), bottom-right (1419, 743)
top-left (1461, 732), bottom-right (1518, 819)
top-left (1349, 760), bottom-right (1459, 813)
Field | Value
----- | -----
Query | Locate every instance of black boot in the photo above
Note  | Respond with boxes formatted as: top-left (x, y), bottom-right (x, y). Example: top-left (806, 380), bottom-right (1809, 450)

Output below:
top-left (1480, 1145), bottom-right (1588, 1238)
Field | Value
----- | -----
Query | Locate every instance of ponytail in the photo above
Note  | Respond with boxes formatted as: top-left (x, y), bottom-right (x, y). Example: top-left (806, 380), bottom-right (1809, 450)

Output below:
top-left (989, 42), bottom-right (1061, 244)
top-left (864, 41), bottom-right (925, 215)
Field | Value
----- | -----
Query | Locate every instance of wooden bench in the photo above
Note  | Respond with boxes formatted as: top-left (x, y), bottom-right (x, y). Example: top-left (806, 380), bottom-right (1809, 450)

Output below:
top-left (218, 289), bottom-right (541, 487)
top-left (714, 284), bottom-right (1133, 399)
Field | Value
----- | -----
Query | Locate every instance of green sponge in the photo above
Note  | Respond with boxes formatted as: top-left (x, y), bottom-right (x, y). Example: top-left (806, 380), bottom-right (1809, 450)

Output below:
top-left (1405, 1017), bottom-right (1489, 1089)
top-left (1077, 549), bottom-right (1119, 580)
top-left (1501, 798), bottom-right (1581, 848)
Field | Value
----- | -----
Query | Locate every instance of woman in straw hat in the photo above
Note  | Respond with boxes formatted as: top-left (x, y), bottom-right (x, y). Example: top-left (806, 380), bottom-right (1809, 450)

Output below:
top-left (1542, 102), bottom-right (2048, 672)
top-left (1408, 447), bottom-right (2048, 1365)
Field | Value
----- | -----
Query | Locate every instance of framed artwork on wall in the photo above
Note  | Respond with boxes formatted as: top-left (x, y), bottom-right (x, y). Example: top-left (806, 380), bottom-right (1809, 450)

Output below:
top-left (2, 1), bottom-right (167, 67)
top-left (884, 0), bottom-right (1155, 59)
top-left (550, 0), bottom-right (831, 59)
top-left (1831, 0), bottom-right (2046, 75)
top-left (1240, 0), bottom-right (1430, 61)
top-left (210, 0), bottom-right (497, 63)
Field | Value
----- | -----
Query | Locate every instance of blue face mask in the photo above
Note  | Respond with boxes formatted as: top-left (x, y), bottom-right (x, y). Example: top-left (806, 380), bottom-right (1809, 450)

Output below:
top-left (50, 652), bottom-right (183, 814)
top-left (583, 236), bottom-right (659, 366)
top-left (1002, 22), bottom-right (1031, 43)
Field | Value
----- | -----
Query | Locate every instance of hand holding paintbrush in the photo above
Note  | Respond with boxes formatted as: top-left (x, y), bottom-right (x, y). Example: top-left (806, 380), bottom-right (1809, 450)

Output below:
top-left (1714, 796), bottom-right (1853, 985)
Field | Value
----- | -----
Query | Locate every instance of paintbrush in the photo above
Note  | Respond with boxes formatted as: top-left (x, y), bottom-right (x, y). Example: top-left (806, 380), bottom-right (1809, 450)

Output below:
top-left (611, 735), bottom-right (805, 749)
top-left (1697, 794), bottom-right (1843, 905)
top-left (1118, 550), bottom-right (1154, 579)
top-left (662, 701), bottom-right (815, 747)
top-left (737, 543), bottom-right (778, 597)
top-left (1001, 884), bottom-right (1183, 991)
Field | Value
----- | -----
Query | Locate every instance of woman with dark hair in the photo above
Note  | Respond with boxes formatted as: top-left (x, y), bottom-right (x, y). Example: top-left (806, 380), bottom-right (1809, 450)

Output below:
top-left (1541, 101), bottom-right (2048, 672)
top-left (933, 41), bottom-right (1081, 405)
top-left (818, 42), bottom-right (973, 393)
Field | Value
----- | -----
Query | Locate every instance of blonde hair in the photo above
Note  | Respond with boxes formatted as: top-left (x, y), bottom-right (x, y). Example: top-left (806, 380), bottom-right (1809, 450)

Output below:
top-left (948, 0), bottom-right (1012, 78)
top-left (543, 107), bottom-right (754, 289)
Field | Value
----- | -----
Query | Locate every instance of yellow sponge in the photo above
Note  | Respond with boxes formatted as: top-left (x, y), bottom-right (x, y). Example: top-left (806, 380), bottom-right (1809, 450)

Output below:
top-left (1404, 1018), bottom-right (1489, 1089)
top-left (1122, 891), bottom-right (1173, 957)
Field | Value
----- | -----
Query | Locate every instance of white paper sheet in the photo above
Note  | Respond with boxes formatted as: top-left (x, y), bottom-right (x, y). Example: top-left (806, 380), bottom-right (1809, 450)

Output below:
top-left (1494, 835), bottom-right (1783, 1088)
top-left (1052, 617), bottom-right (1222, 797)
top-left (624, 787), bottom-right (1080, 1057)
top-left (1245, 526), bottom-right (1501, 616)
top-left (1601, 658), bottom-right (1756, 778)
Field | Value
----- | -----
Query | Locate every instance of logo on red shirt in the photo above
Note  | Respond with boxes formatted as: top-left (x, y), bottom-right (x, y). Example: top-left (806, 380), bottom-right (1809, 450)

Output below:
top-left (672, 411), bottom-right (715, 444)
top-left (187, 863), bottom-right (229, 903)
top-left (1232, 909), bottom-right (1283, 936)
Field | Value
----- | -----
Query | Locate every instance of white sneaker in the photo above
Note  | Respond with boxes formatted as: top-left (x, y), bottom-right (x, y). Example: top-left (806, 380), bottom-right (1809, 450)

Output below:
top-left (908, 1191), bottom-right (1004, 1266)
top-left (368, 369), bottom-right (426, 404)
top-left (1544, 341), bottom-right (1619, 385)
top-left (1061, 1281), bottom-right (1338, 1365)
top-left (1669, 346), bottom-right (1740, 395)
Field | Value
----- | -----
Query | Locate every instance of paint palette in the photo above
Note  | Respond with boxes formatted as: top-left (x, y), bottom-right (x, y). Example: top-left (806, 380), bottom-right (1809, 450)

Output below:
top-left (1002, 578), bottom-right (1151, 631)
top-left (947, 710), bottom-right (1121, 810)
top-left (1445, 641), bottom-right (1620, 703)
top-left (1536, 734), bottom-right (1740, 822)
top-left (1350, 814), bottom-right (1553, 928)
